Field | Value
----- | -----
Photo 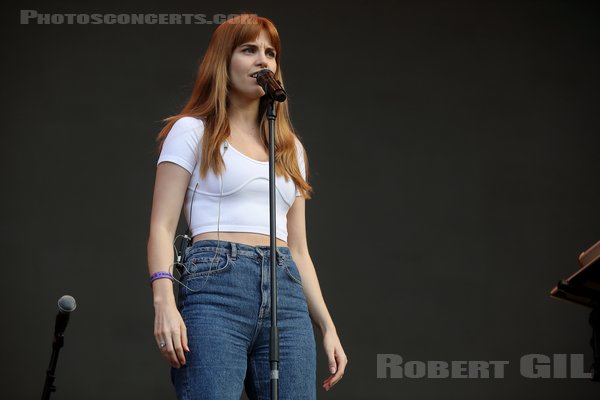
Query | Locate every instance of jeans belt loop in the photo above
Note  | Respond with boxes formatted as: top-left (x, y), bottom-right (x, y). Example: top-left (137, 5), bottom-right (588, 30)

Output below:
top-left (255, 247), bottom-right (264, 258)
top-left (230, 241), bottom-right (237, 261)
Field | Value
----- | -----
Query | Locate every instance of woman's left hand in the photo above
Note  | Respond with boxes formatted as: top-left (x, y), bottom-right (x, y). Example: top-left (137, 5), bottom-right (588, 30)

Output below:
top-left (321, 329), bottom-right (348, 391)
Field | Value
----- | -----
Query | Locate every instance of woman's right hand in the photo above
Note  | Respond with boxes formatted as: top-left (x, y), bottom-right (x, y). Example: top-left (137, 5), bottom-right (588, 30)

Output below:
top-left (154, 300), bottom-right (190, 368)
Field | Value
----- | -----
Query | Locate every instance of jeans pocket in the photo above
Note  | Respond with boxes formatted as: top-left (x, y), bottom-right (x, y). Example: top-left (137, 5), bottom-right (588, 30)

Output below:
top-left (182, 252), bottom-right (233, 278)
top-left (284, 257), bottom-right (303, 286)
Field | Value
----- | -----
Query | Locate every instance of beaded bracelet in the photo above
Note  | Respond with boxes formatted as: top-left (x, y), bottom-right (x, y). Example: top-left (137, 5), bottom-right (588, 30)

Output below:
top-left (149, 271), bottom-right (174, 286)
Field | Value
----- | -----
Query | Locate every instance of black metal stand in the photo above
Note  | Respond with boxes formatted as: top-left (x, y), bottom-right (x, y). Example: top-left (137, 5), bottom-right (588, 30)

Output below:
top-left (41, 331), bottom-right (65, 399)
top-left (41, 296), bottom-right (76, 399)
top-left (266, 98), bottom-right (280, 399)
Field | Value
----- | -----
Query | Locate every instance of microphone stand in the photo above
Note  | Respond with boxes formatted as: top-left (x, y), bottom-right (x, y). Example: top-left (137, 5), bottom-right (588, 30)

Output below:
top-left (42, 295), bottom-right (77, 400)
top-left (267, 97), bottom-right (280, 399)
top-left (254, 68), bottom-right (287, 399)
top-left (41, 328), bottom-right (65, 400)
top-left (42, 296), bottom-right (76, 400)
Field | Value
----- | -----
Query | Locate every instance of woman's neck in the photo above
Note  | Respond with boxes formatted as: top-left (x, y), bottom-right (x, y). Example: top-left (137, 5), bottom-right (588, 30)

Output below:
top-left (228, 94), bottom-right (261, 139)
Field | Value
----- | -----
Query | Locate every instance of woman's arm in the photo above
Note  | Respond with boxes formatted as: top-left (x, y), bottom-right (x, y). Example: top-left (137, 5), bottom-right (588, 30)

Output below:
top-left (286, 197), bottom-right (335, 334)
top-left (287, 196), bottom-right (348, 391)
top-left (147, 161), bottom-right (192, 368)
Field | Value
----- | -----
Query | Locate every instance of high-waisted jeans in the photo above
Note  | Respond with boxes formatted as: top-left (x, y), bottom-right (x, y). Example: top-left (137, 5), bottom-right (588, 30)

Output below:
top-left (171, 240), bottom-right (317, 400)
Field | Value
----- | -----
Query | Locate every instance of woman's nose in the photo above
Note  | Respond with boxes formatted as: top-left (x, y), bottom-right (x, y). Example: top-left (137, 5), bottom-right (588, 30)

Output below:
top-left (255, 50), bottom-right (269, 66)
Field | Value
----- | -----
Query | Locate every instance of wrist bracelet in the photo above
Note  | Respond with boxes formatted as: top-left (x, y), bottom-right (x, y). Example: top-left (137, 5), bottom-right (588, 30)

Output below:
top-left (150, 271), bottom-right (174, 286)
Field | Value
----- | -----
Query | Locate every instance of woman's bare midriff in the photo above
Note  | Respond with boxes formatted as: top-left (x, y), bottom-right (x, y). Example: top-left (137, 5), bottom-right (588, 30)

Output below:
top-left (193, 231), bottom-right (288, 247)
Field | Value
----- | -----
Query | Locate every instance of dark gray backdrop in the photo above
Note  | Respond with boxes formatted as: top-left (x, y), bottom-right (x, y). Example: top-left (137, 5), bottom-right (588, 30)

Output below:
top-left (1, 0), bottom-right (599, 399)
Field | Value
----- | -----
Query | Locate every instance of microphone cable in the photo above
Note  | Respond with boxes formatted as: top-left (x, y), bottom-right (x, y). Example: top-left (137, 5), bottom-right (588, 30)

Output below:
top-left (171, 138), bottom-right (229, 292)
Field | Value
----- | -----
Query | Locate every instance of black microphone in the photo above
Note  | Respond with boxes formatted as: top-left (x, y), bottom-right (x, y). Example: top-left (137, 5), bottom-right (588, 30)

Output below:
top-left (254, 69), bottom-right (287, 102)
top-left (54, 295), bottom-right (76, 339)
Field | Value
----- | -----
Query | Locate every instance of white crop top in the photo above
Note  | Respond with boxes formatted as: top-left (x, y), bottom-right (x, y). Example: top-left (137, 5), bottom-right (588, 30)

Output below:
top-left (156, 116), bottom-right (306, 242)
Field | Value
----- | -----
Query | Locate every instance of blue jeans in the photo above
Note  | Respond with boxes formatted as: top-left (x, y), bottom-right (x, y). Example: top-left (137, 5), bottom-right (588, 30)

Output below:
top-left (171, 240), bottom-right (317, 400)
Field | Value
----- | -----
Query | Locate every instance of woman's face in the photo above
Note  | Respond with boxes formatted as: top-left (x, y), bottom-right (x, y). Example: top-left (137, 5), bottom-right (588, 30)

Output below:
top-left (229, 30), bottom-right (278, 100)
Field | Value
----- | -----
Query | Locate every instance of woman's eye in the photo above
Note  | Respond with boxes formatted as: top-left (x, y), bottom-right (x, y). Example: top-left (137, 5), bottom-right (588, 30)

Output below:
top-left (243, 47), bottom-right (254, 53)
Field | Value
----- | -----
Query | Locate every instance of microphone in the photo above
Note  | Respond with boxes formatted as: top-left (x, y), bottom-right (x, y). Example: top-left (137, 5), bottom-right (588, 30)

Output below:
top-left (54, 295), bottom-right (76, 339)
top-left (253, 69), bottom-right (287, 102)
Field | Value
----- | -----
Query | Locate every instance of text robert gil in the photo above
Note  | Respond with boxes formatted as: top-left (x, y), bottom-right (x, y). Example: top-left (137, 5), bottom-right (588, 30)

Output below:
top-left (377, 354), bottom-right (592, 379)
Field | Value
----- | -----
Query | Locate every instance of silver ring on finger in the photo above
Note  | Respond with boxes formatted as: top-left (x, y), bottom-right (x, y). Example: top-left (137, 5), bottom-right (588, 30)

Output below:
top-left (159, 341), bottom-right (167, 349)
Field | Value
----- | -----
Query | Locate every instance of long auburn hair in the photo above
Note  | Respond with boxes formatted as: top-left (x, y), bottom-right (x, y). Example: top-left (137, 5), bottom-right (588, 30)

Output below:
top-left (155, 13), bottom-right (312, 199)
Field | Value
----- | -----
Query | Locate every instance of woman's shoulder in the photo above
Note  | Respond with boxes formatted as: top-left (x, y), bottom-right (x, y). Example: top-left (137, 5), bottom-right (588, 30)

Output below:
top-left (164, 116), bottom-right (205, 147)
top-left (158, 116), bottom-right (205, 172)
top-left (170, 116), bottom-right (205, 136)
